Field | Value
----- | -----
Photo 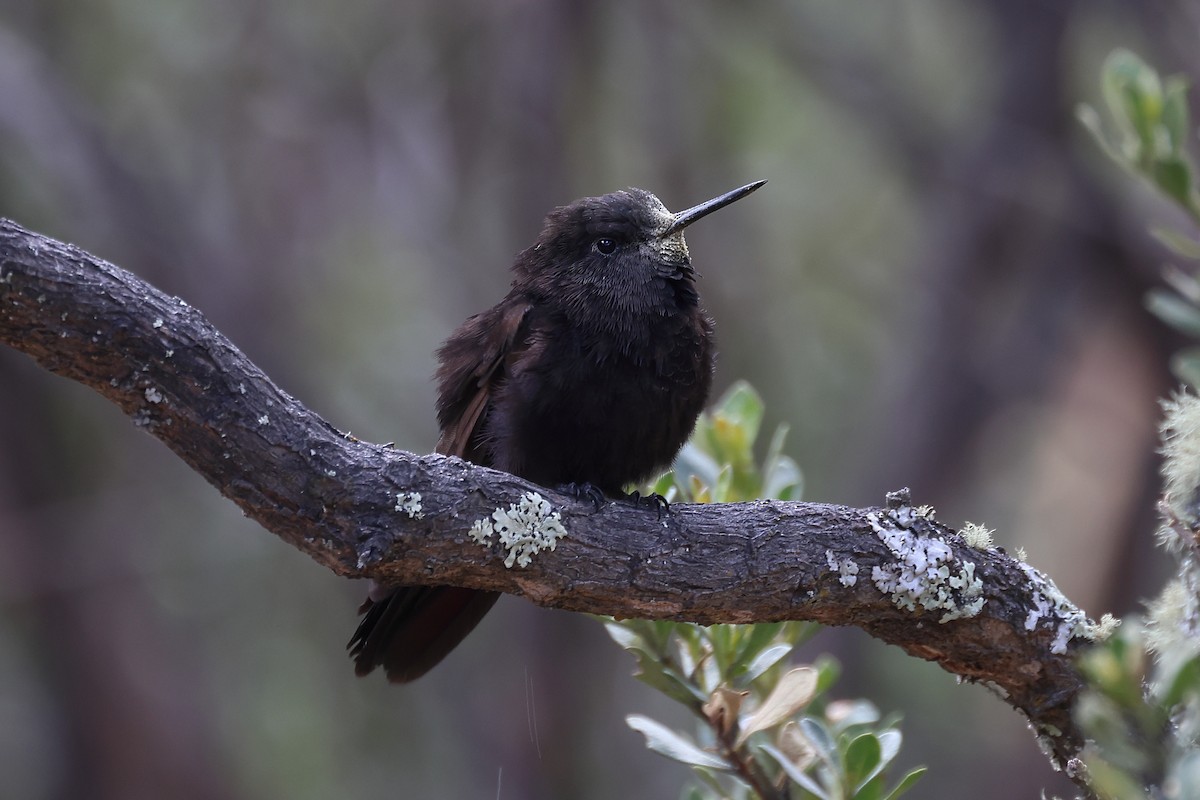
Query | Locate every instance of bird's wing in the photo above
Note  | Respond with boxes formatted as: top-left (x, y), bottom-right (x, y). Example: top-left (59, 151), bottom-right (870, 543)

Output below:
top-left (347, 297), bottom-right (535, 683)
top-left (433, 297), bottom-right (533, 460)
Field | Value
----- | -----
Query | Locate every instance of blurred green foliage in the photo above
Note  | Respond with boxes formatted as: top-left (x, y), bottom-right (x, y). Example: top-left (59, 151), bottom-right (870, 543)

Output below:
top-left (647, 381), bottom-right (802, 504)
top-left (1080, 49), bottom-right (1200, 386)
top-left (1074, 620), bottom-right (1200, 799)
top-left (1074, 51), bottom-right (1200, 799)
top-left (610, 383), bottom-right (922, 799)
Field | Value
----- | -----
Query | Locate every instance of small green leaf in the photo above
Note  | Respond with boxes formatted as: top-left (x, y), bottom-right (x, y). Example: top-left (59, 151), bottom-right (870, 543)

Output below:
top-left (626, 715), bottom-right (731, 771)
top-left (690, 767), bottom-right (728, 797)
top-left (764, 454), bottom-right (803, 501)
top-left (1103, 49), bottom-right (1158, 160)
top-left (1087, 752), bottom-right (1151, 799)
top-left (673, 443), bottom-right (720, 494)
top-left (764, 422), bottom-right (789, 473)
top-left (742, 643), bottom-right (795, 682)
top-left (845, 733), bottom-right (883, 792)
top-left (1163, 264), bottom-right (1200, 303)
top-left (601, 619), bottom-right (644, 651)
top-left (1154, 648), bottom-right (1200, 709)
top-left (800, 717), bottom-right (843, 775)
top-left (646, 470), bottom-right (677, 501)
top-left (826, 699), bottom-right (881, 733)
top-left (709, 625), bottom-right (736, 674)
top-left (731, 622), bottom-right (783, 668)
top-left (1153, 157), bottom-right (1194, 208)
top-left (713, 464), bottom-right (735, 503)
top-left (757, 742), bottom-right (829, 800)
top-left (715, 380), bottom-right (764, 444)
top-left (1152, 228), bottom-right (1200, 261)
top-left (849, 730), bottom-right (901, 794)
top-left (1163, 76), bottom-right (1192, 155)
top-left (883, 767), bottom-right (927, 800)
top-left (876, 730), bottom-right (902, 768)
top-left (782, 621), bottom-right (821, 648)
top-left (1076, 103), bottom-right (1126, 164)
top-left (1146, 289), bottom-right (1200, 338)
top-left (699, 649), bottom-right (721, 695)
top-left (813, 654), bottom-right (843, 695)
top-left (632, 655), bottom-right (709, 708)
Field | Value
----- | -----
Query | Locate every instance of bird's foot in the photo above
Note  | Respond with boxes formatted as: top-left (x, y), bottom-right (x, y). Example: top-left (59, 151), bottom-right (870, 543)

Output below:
top-left (626, 490), bottom-right (670, 517)
top-left (558, 482), bottom-right (607, 510)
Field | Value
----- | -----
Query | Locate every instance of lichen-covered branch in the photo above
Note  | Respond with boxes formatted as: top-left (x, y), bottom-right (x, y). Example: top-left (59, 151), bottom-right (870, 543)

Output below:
top-left (0, 218), bottom-right (1097, 784)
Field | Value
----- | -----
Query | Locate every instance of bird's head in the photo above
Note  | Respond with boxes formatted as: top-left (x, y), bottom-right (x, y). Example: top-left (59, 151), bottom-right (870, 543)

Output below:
top-left (515, 181), bottom-right (766, 309)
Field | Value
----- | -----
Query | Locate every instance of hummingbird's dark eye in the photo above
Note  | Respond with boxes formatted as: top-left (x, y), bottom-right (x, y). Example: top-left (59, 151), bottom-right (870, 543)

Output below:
top-left (594, 237), bottom-right (617, 255)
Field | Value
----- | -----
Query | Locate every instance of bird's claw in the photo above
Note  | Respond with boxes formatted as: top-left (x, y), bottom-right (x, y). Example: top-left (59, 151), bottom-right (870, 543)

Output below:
top-left (627, 490), bottom-right (670, 517)
top-left (558, 482), bottom-right (606, 510)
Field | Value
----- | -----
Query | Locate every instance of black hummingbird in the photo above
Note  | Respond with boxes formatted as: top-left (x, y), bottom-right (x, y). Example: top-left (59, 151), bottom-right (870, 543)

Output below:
top-left (348, 180), bottom-right (766, 682)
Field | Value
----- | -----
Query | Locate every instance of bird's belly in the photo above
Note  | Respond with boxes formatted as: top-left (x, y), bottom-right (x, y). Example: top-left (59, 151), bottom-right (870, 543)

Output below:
top-left (494, 346), bottom-right (709, 494)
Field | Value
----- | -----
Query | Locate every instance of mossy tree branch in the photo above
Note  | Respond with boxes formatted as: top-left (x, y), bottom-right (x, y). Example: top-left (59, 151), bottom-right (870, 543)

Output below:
top-left (0, 218), bottom-right (1093, 790)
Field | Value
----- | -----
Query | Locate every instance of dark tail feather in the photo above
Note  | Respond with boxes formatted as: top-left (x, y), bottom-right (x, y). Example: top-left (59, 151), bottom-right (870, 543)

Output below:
top-left (347, 585), bottom-right (500, 683)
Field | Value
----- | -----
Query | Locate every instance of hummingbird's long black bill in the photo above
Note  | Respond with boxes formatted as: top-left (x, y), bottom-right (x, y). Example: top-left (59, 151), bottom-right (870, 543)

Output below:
top-left (661, 179), bottom-right (767, 237)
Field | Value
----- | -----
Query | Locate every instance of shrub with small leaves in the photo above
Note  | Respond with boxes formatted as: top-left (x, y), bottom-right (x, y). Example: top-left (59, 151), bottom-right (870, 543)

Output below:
top-left (1079, 49), bottom-right (1200, 386)
top-left (1073, 618), bottom-right (1200, 798)
top-left (1073, 50), bottom-right (1200, 798)
top-left (606, 383), bottom-right (923, 799)
top-left (645, 380), bottom-right (802, 504)
top-left (605, 619), bottom-right (925, 800)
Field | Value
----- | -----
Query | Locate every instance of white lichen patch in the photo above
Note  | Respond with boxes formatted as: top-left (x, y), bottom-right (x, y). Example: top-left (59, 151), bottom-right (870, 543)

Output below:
top-left (257, 414), bottom-right (269, 425)
top-left (868, 504), bottom-right (986, 623)
top-left (1017, 561), bottom-right (1091, 654)
top-left (470, 491), bottom-right (567, 568)
top-left (144, 387), bottom-right (163, 404)
top-left (1151, 394), bottom-right (1200, 645)
top-left (959, 521), bottom-right (994, 550)
top-left (153, 317), bottom-right (164, 329)
top-left (395, 491), bottom-right (424, 519)
top-left (1084, 613), bottom-right (1121, 642)
top-left (825, 549), bottom-right (860, 587)
top-left (1160, 393), bottom-right (1200, 534)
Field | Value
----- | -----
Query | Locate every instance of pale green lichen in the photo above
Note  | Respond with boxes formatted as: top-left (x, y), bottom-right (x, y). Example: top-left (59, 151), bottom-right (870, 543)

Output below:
top-left (868, 499), bottom-right (986, 623)
top-left (825, 549), bottom-right (859, 587)
top-left (1017, 561), bottom-right (1092, 654)
top-left (1153, 393), bottom-right (1200, 643)
top-left (1160, 392), bottom-right (1200, 534)
top-left (470, 491), bottom-right (566, 568)
top-left (959, 521), bottom-right (994, 550)
top-left (1146, 580), bottom-right (1199, 655)
top-left (1084, 613), bottom-right (1122, 642)
top-left (394, 491), bottom-right (424, 519)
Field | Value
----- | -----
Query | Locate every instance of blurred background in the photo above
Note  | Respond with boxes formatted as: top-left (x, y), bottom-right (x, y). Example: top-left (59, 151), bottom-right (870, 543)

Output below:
top-left (0, 1), bottom-right (1195, 798)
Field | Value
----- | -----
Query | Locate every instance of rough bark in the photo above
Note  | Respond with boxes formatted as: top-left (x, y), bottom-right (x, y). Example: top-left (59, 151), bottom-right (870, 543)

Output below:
top-left (0, 218), bottom-right (1094, 787)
